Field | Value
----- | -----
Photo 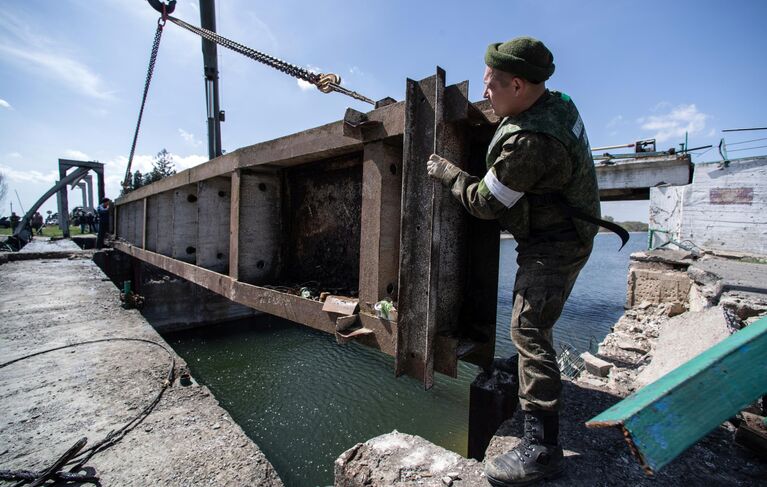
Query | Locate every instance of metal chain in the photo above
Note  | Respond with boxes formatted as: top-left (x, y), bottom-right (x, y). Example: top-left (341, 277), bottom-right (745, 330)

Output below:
top-left (167, 15), bottom-right (375, 105)
top-left (123, 19), bottom-right (165, 190)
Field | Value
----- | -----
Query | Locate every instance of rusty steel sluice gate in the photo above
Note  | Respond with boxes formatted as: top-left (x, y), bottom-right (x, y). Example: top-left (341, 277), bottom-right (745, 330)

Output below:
top-left (114, 69), bottom-right (501, 388)
top-left (112, 68), bottom-right (693, 388)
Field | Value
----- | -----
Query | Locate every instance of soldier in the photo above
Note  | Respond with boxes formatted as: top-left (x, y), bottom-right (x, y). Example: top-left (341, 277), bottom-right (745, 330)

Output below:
top-left (427, 37), bottom-right (621, 485)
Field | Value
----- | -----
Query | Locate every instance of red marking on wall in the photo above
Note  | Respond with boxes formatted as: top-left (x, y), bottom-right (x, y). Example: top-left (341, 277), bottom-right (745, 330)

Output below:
top-left (710, 188), bottom-right (754, 205)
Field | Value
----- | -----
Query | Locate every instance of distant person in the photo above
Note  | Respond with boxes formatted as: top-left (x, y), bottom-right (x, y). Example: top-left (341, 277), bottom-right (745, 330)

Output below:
top-left (10, 212), bottom-right (19, 232)
top-left (86, 212), bottom-right (96, 233)
top-left (31, 212), bottom-right (44, 235)
top-left (96, 198), bottom-right (111, 249)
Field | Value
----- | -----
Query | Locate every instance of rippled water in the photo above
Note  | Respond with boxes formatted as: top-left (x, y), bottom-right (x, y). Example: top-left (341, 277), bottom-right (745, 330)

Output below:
top-left (164, 233), bottom-right (645, 487)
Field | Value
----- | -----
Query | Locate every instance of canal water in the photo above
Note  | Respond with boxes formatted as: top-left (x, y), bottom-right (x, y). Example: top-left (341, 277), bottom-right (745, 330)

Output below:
top-left (164, 232), bottom-right (645, 487)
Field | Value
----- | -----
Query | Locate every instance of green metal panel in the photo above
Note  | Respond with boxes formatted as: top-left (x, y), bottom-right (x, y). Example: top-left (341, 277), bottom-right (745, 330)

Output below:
top-left (586, 315), bottom-right (767, 474)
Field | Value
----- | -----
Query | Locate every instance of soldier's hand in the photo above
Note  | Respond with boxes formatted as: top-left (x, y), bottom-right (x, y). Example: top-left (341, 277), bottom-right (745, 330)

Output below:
top-left (427, 154), bottom-right (459, 184)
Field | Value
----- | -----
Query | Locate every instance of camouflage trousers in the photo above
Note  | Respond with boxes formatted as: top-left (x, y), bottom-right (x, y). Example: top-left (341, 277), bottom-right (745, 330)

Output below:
top-left (511, 247), bottom-right (591, 413)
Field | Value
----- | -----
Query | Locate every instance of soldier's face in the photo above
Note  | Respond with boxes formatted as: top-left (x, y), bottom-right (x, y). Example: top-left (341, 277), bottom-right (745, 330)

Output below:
top-left (483, 67), bottom-right (520, 117)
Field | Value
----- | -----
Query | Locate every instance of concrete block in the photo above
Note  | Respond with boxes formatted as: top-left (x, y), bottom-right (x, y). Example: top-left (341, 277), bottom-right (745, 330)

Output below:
top-left (627, 266), bottom-right (692, 308)
top-left (171, 184), bottom-right (198, 263)
top-left (238, 172), bottom-right (281, 285)
top-left (580, 352), bottom-right (613, 377)
top-left (196, 177), bottom-right (230, 273)
top-left (146, 191), bottom-right (173, 255)
top-left (334, 431), bottom-right (484, 487)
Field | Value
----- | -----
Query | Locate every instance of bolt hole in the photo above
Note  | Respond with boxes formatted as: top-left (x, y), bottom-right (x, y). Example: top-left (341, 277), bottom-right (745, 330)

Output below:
top-left (389, 164), bottom-right (397, 175)
top-left (256, 260), bottom-right (265, 269)
top-left (186, 246), bottom-right (196, 255)
top-left (386, 283), bottom-right (395, 294)
top-left (416, 225), bottom-right (421, 232)
top-left (216, 252), bottom-right (224, 259)
top-left (258, 183), bottom-right (267, 191)
top-left (187, 194), bottom-right (197, 203)
top-left (218, 191), bottom-right (226, 197)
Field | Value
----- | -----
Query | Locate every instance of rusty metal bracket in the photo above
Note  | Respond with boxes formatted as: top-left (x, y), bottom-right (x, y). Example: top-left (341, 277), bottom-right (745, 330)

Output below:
top-left (322, 295), bottom-right (360, 315)
top-left (335, 314), bottom-right (374, 344)
top-left (342, 108), bottom-right (382, 139)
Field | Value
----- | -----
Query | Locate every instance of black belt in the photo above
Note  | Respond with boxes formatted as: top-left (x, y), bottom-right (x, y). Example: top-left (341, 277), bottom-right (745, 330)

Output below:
top-left (529, 193), bottom-right (630, 250)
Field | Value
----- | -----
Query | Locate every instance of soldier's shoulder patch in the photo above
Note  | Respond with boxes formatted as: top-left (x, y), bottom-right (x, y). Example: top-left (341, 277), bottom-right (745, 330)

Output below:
top-left (572, 115), bottom-right (584, 139)
top-left (560, 92), bottom-right (571, 102)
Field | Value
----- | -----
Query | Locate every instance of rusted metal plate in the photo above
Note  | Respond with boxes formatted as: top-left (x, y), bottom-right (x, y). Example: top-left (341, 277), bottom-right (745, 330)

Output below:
top-left (283, 154), bottom-right (363, 291)
top-left (396, 69), bottom-right (498, 385)
top-left (322, 296), bottom-right (360, 315)
top-left (397, 70), bottom-right (442, 387)
top-left (710, 187), bottom-right (754, 205)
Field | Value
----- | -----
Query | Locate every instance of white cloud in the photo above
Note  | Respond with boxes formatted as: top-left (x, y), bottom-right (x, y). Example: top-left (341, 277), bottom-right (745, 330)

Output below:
top-left (638, 104), bottom-right (710, 143)
top-left (99, 152), bottom-right (207, 198)
top-left (348, 66), bottom-right (363, 76)
top-left (186, 1), bottom-right (200, 14)
top-left (247, 12), bottom-right (279, 50)
top-left (179, 128), bottom-right (202, 147)
top-left (174, 154), bottom-right (208, 170)
top-left (6, 152), bottom-right (21, 159)
top-left (0, 98), bottom-right (12, 110)
top-left (0, 12), bottom-right (113, 101)
top-left (63, 150), bottom-right (91, 160)
top-left (606, 115), bottom-right (625, 129)
top-left (0, 163), bottom-right (57, 184)
top-left (0, 45), bottom-right (114, 101)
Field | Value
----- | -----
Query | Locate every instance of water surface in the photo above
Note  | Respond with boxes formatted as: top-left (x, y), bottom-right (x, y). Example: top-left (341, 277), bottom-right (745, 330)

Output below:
top-left (164, 232), bottom-right (644, 487)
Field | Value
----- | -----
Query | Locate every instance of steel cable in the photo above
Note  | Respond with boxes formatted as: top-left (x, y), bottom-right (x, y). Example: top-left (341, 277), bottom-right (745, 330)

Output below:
top-left (0, 337), bottom-right (176, 481)
top-left (123, 20), bottom-right (166, 191)
top-left (166, 15), bottom-right (374, 105)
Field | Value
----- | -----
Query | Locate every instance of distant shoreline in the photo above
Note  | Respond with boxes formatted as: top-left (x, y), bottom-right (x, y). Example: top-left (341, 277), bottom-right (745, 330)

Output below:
top-left (500, 230), bottom-right (646, 240)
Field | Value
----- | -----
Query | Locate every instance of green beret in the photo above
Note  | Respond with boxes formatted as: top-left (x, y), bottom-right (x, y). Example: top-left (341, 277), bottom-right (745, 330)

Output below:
top-left (485, 36), bottom-right (555, 83)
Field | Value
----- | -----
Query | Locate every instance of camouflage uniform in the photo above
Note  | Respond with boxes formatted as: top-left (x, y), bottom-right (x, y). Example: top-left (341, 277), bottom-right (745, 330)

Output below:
top-left (436, 90), bottom-right (600, 413)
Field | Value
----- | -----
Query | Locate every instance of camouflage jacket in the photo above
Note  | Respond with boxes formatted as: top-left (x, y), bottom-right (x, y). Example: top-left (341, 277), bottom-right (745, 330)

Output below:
top-left (442, 90), bottom-right (600, 245)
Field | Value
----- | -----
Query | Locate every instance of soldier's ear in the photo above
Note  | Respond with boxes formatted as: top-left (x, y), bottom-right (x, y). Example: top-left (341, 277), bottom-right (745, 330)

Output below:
top-left (511, 76), bottom-right (524, 95)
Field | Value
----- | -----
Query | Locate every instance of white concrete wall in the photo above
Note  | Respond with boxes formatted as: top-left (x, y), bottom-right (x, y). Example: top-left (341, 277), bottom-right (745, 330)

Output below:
top-left (650, 156), bottom-right (767, 255)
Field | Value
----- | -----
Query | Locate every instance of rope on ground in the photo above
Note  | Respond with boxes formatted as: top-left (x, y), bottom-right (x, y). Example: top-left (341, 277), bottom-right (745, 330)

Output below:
top-left (0, 337), bottom-right (176, 485)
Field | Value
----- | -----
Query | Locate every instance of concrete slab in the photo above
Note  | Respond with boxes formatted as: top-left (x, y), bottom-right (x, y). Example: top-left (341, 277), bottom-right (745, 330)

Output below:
top-left (691, 257), bottom-right (767, 294)
top-left (635, 307), bottom-right (731, 387)
top-left (0, 257), bottom-right (282, 485)
top-left (18, 237), bottom-right (81, 253)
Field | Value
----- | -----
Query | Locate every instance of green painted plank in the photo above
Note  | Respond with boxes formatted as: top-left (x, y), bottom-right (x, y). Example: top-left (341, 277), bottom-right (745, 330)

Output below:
top-left (587, 315), bottom-right (767, 473)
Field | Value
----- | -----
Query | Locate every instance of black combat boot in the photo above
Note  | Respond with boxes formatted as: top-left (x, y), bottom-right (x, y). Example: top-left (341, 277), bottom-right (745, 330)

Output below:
top-left (484, 411), bottom-right (564, 486)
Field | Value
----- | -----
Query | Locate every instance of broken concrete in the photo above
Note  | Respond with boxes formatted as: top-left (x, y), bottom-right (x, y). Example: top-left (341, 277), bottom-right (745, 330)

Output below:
top-left (0, 256), bottom-right (282, 485)
top-left (486, 381), bottom-right (765, 486)
top-left (336, 381), bottom-right (766, 486)
top-left (634, 306), bottom-right (732, 387)
top-left (580, 352), bottom-right (613, 377)
top-left (335, 431), bottom-right (485, 487)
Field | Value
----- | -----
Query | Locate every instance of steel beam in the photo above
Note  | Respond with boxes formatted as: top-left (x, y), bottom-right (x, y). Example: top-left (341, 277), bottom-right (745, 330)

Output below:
top-left (112, 241), bottom-right (397, 355)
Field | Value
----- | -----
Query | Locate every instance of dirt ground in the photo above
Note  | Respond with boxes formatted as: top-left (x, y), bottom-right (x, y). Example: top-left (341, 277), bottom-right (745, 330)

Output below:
top-left (0, 253), bottom-right (283, 486)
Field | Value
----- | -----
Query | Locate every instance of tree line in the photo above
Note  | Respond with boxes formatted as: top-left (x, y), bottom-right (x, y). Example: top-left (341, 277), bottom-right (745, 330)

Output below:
top-left (121, 149), bottom-right (176, 194)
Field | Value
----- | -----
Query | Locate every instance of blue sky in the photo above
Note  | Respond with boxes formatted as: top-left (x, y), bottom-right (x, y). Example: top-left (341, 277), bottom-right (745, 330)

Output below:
top-left (1, 0), bottom-right (766, 221)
